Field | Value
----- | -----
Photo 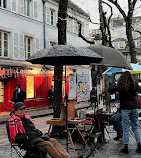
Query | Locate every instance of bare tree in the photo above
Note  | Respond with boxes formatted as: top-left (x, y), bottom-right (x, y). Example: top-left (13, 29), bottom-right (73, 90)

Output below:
top-left (54, 0), bottom-right (68, 119)
top-left (108, 0), bottom-right (138, 63)
top-left (98, 0), bottom-right (113, 47)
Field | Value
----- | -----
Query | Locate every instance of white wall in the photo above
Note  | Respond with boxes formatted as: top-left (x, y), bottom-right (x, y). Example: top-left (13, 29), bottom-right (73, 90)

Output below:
top-left (0, 0), bottom-right (90, 60)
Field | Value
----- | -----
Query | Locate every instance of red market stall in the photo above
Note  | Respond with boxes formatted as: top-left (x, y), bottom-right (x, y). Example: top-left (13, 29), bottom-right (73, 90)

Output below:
top-left (0, 60), bottom-right (73, 114)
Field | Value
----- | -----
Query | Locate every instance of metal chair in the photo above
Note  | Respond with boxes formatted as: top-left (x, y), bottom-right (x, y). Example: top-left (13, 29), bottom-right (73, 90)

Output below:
top-left (11, 143), bottom-right (48, 158)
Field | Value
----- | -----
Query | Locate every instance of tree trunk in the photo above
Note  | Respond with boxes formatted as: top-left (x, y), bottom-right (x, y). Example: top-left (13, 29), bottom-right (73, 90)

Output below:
top-left (99, 0), bottom-right (107, 46)
top-left (52, 0), bottom-right (68, 133)
top-left (126, 19), bottom-right (137, 63)
top-left (54, 65), bottom-right (63, 118)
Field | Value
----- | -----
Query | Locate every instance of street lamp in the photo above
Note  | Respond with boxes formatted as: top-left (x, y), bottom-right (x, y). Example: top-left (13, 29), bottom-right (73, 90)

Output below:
top-left (42, 0), bottom-right (47, 48)
top-left (94, 34), bottom-right (102, 45)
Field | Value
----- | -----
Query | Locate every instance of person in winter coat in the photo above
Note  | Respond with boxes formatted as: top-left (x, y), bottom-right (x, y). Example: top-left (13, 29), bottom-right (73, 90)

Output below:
top-left (108, 71), bottom-right (141, 154)
top-left (10, 84), bottom-right (26, 104)
top-left (48, 86), bottom-right (54, 108)
top-left (8, 102), bottom-right (70, 158)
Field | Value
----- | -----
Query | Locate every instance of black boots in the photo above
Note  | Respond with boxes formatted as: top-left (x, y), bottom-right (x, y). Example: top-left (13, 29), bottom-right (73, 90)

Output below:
top-left (136, 142), bottom-right (141, 153)
top-left (121, 144), bottom-right (129, 154)
top-left (114, 133), bottom-right (123, 140)
top-left (121, 143), bottom-right (141, 154)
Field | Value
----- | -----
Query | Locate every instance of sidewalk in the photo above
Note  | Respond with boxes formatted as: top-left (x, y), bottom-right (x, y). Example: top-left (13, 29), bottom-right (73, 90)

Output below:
top-left (0, 101), bottom-right (90, 124)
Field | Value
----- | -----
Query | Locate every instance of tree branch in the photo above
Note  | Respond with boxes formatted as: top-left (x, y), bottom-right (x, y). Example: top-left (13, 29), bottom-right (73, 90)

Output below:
top-left (102, 1), bottom-right (113, 26)
top-left (132, 29), bottom-right (141, 35)
top-left (108, 0), bottom-right (127, 21)
top-left (90, 18), bottom-right (100, 25)
top-left (67, 14), bottom-right (94, 44)
top-left (133, 0), bottom-right (137, 8)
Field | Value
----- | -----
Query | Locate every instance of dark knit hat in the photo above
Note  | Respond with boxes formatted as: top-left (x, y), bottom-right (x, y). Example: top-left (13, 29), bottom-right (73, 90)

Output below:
top-left (14, 102), bottom-right (26, 111)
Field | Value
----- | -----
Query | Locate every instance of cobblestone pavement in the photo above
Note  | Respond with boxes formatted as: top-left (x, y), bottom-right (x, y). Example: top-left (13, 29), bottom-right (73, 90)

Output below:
top-left (0, 106), bottom-right (141, 158)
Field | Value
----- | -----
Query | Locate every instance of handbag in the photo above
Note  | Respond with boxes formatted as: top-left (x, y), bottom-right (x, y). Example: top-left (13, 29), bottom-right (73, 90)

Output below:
top-left (137, 95), bottom-right (141, 109)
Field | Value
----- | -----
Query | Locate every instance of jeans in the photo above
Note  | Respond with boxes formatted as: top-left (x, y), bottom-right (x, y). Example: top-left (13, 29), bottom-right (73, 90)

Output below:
top-left (110, 113), bottom-right (122, 134)
top-left (36, 138), bottom-right (70, 158)
top-left (121, 109), bottom-right (141, 144)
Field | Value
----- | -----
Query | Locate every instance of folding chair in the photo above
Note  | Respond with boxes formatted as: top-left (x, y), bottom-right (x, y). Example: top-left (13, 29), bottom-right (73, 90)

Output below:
top-left (71, 118), bottom-right (103, 158)
top-left (81, 119), bottom-right (103, 158)
top-left (11, 143), bottom-right (48, 158)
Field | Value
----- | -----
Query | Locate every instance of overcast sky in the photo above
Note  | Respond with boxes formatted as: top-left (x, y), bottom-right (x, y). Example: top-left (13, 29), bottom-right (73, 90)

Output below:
top-left (71, 0), bottom-right (141, 29)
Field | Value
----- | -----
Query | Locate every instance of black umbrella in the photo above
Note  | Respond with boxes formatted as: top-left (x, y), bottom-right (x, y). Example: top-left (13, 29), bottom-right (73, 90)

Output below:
top-left (28, 45), bottom-right (102, 65)
top-left (87, 45), bottom-right (132, 69)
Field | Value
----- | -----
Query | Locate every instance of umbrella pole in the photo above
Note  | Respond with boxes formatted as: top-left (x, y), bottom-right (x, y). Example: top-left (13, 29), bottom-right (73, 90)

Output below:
top-left (65, 65), bottom-right (68, 152)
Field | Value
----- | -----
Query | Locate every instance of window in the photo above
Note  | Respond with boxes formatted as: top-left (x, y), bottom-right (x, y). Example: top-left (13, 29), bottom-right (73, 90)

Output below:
top-left (50, 41), bottom-right (56, 47)
top-left (24, 0), bottom-right (30, 16)
top-left (0, 82), bottom-right (4, 102)
top-left (24, 36), bottom-right (32, 59)
top-left (136, 40), bottom-right (141, 48)
top-left (113, 42), bottom-right (119, 49)
top-left (0, 0), bottom-right (7, 8)
top-left (26, 76), bottom-right (34, 98)
top-left (119, 41), bottom-right (125, 49)
top-left (50, 9), bottom-right (55, 25)
top-left (0, 31), bottom-right (9, 57)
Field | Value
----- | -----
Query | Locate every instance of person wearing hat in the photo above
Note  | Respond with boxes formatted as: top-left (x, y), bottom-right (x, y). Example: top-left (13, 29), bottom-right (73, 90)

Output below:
top-left (8, 102), bottom-right (70, 158)
top-left (10, 84), bottom-right (26, 104)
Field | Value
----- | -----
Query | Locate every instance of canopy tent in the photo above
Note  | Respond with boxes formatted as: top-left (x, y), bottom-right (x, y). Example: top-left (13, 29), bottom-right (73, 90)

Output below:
top-left (103, 63), bottom-right (141, 75)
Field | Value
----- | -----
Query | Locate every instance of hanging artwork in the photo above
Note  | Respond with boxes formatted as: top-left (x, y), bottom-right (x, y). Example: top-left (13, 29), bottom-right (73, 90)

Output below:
top-left (77, 69), bottom-right (91, 102)
top-left (68, 74), bottom-right (76, 100)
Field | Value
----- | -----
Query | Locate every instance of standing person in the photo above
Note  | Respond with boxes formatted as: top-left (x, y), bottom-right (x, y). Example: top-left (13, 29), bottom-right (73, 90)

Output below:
top-left (7, 102), bottom-right (70, 158)
top-left (90, 87), bottom-right (97, 107)
top-left (10, 84), bottom-right (26, 104)
top-left (108, 71), bottom-right (141, 154)
top-left (48, 86), bottom-right (54, 108)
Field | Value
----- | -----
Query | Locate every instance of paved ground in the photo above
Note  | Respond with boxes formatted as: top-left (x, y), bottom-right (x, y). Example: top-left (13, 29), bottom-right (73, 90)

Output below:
top-left (0, 102), bottom-right (141, 158)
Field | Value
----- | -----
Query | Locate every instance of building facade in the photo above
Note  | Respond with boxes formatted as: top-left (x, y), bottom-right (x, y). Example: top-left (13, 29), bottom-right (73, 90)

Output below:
top-left (0, 0), bottom-right (90, 61)
top-left (110, 16), bottom-right (141, 63)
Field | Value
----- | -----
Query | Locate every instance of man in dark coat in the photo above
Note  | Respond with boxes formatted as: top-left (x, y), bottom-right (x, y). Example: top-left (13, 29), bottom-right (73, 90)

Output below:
top-left (7, 102), bottom-right (70, 158)
top-left (10, 84), bottom-right (26, 104)
top-left (48, 86), bottom-right (54, 108)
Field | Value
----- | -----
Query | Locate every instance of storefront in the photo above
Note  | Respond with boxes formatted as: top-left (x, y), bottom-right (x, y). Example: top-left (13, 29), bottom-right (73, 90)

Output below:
top-left (0, 60), bottom-right (76, 114)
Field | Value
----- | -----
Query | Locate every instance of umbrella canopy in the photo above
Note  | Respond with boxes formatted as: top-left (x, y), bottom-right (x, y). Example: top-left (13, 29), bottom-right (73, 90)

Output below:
top-left (28, 45), bottom-right (102, 65)
top-left (87, 45), bottom-right (132, 70)
top-left (103, 63), bottom-right (141, 75)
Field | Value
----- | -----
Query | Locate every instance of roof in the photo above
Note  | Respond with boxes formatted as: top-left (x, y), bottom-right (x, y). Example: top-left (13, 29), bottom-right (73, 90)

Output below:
top-left (111, 16), bottom-right (141, 27)
top-left (117, 48), bottom-right (141, 54)
top-left (112, 38), bottom-right (127, 42)
top-left (134, 36), bottom-right (141, 40)
top-left (0, 59), bottom-right (52, 69)
top-left (53, 0), bottom-right (89, 17)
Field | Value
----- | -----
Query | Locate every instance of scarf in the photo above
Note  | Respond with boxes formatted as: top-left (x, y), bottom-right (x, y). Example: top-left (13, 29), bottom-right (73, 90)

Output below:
top-left (8, 113), bottom-right (35, 146)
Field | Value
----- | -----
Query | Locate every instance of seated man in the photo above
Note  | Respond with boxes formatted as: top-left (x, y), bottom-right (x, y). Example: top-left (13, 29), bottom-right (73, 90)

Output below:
top-left (8, 102), bottom-right (70, 158)
top-left (110, 107), bottom-right (123, 140)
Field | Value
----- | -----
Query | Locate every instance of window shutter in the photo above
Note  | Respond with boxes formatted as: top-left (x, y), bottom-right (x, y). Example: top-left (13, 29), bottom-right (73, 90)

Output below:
top-left (33, 1), bottom-right (38, 19)
top-left (13, 33), bottom-right (19, 59)
top-left (54, 11), bottom-right (57, 26)
top-left (74, 20), bottom-right (78, 34)
top-left (46, 40), bottom-right (50, 48)
top-left (81, 22), bottom-right (84, 36)
top-left (12, 0), bottom-right (16, 12)
top-left (20, 0), bottom-right (24, 15)
top-left (35, 38), bottom-right (39, 53)
top-left (19, 34), bottom-right (25, 60)
top-left (46, 7), bottom-right (50, 24)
